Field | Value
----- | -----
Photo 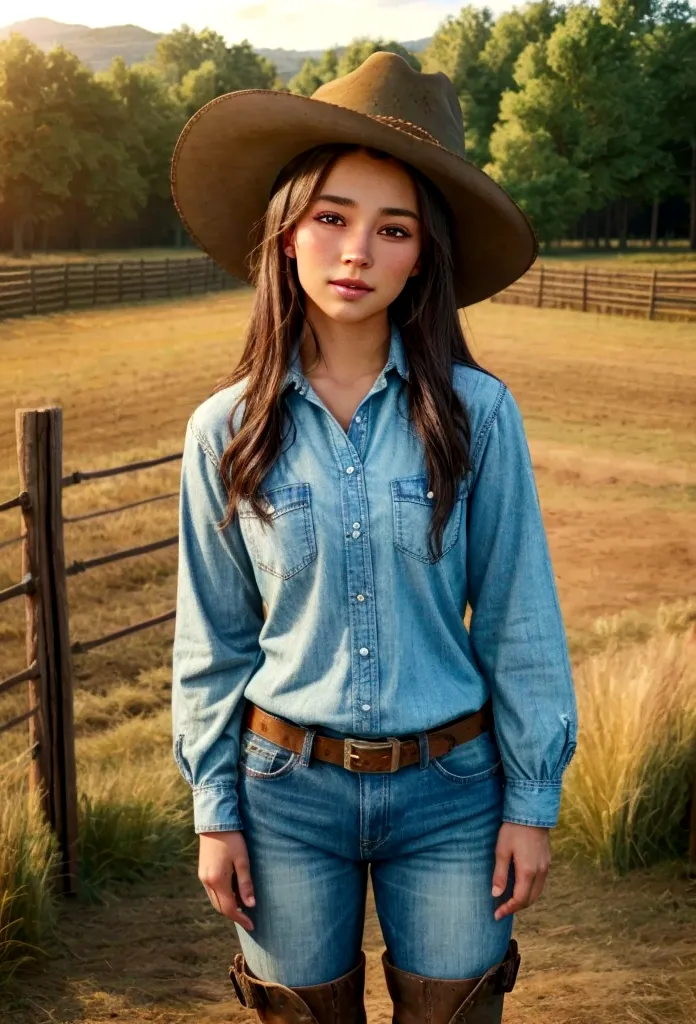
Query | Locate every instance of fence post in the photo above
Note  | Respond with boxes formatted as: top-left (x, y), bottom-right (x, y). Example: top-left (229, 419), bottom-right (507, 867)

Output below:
top-left (536, 264), bottom-right (545, 308)
top-left (582, 266), bottom-right (588, 312)
top-left (29, 267), bottom-right (37, 315)
top-left (648, 269), bottom-right (658, 320)
top-left (140, 258), bottom-right (145, 300)
top-left (166, 258), bottom-right (171, 297)
top-left (117, 262), bottom-right (124, 303)
top-left (92, 263), bottom-right (98, 307)
top-left (16, 407), bottom-right (78, 897)
top-left (63, 264), bottom-right (69, 311)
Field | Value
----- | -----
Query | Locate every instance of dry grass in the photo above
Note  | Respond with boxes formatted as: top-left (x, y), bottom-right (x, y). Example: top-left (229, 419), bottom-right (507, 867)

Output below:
top-left (0, 290), bottom-right (695, 1020)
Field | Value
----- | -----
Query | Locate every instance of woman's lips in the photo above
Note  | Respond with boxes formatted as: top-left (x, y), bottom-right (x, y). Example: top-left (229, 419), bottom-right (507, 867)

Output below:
top-left (329, 281), bottom-right (374, 301)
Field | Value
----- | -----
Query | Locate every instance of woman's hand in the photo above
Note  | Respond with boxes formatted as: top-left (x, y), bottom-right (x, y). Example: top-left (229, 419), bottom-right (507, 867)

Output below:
top-left (198, 830), bottom-right (256, 930)
top-left (491, 821), bottom-right (551, 921)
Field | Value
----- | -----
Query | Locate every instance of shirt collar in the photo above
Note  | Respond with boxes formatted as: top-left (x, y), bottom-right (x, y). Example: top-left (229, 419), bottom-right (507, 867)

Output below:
top-left (283, 320), bottom-right (409, 392)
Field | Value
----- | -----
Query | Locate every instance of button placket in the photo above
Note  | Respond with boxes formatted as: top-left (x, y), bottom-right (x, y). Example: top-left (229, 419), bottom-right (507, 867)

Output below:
top-left (342, 443), bottom-right (379, 730)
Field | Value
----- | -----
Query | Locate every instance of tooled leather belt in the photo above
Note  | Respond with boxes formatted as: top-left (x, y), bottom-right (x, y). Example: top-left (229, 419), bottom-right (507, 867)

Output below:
top-left (242, 697), bottom-right (493, 774)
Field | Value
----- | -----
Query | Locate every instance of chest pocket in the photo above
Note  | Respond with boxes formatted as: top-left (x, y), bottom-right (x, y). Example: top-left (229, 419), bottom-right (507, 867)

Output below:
top-left (238, 482), bottom-right (317, 580)
top-left (391, 474), bottom-right (464, 564)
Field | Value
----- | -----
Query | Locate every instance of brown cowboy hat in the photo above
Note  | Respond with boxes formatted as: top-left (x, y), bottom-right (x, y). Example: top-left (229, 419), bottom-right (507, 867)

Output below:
top-left (170, 50), bottom-right (538, 308)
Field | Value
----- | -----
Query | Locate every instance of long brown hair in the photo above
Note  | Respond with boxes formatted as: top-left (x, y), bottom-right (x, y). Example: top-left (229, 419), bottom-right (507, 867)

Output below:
top-left (213, 142), bottom-right (491, 561)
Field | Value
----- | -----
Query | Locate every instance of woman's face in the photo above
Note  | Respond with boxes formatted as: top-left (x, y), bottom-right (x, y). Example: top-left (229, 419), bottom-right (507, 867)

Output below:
top-left (285, 149), bottom-right (422, 325)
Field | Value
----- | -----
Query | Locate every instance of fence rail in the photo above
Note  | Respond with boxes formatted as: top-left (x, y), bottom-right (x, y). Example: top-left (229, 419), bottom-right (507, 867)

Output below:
top-left (491, 264), bottom-right (696, 321)
top-left (0, 256), bottom-right (243, 320)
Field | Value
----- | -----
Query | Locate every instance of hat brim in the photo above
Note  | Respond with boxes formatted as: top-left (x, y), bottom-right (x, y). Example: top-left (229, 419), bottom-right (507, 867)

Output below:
top-left (171, 89), bottom-right (538, 308)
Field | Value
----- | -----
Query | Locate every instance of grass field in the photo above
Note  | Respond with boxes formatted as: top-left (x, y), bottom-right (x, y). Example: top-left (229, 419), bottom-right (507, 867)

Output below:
top-left (0, 290), bottom-right (695, 1021)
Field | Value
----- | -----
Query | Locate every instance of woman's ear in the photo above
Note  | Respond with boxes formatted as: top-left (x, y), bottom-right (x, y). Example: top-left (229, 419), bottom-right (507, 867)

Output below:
top-left (282, 229), bottom-right (296, 259)
top-left (408, 257), bottom-right (421, 278)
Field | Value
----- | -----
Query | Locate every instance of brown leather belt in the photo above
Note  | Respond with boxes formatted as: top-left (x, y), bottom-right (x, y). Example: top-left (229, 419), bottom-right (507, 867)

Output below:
top-left (242, 698), bottom-right (493, 774)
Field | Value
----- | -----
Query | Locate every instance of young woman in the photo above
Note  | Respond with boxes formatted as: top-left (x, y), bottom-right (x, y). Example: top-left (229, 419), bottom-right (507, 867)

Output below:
top-left (170, 51), bottom-right (578, 1024)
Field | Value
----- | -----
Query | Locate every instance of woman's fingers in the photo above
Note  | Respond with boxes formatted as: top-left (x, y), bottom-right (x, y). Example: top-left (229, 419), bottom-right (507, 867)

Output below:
top-left (494, 866), bottom-right (536, 921)
top-left (233, 848), bottom-right (256, 907)
top-left (202, 876), bottom-right (255, 929)
top-left (198, 831), bottom-right (256, 930)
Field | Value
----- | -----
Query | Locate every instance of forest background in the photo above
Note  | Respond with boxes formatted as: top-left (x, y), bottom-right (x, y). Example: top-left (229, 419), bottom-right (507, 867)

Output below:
top-left (0, 0), bottom-right (695, 260)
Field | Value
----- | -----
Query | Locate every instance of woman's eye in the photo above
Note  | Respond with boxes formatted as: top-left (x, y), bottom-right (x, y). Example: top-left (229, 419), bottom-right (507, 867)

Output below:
top-left (380, 226), bottom-right (411, 239)
top-left (316, 213), bottom-right (344, 226)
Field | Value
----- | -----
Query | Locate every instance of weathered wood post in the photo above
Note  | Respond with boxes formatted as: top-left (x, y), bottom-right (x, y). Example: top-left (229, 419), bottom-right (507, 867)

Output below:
top-left (16, 407), bottom-right (78, 896)
top-left (648, 269), bottom-right (658, 320)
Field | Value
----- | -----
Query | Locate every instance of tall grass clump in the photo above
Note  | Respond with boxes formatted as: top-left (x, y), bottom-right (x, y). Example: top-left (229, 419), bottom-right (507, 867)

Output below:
top-left (0, 760), bottom-right (60, 990)
top-left (75, 722), bottom-right (197, 903)
top-left (557, 600), bottom-right (696, 873)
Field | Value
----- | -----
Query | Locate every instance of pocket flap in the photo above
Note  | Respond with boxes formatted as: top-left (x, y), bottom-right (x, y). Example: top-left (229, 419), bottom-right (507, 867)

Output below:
top-left (239, 481), bottom-right (311, 519)
top-left (391, 474), bottom-right (435, 505)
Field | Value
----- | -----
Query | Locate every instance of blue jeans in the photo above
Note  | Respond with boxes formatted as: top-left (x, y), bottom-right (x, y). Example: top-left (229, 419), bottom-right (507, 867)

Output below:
top-left (234, 717), bottom-right (516, 987)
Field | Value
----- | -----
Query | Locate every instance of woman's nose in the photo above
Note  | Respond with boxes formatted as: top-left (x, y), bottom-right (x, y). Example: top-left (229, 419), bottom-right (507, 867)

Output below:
top-left (341, 230), bottom-right (372, 268)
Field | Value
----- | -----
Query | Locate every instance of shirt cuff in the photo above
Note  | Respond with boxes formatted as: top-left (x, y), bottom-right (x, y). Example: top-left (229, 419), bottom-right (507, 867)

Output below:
top-left (192, 784), bottom-right (243, 834)
top-left (502, 778), bottom-right (564, 829)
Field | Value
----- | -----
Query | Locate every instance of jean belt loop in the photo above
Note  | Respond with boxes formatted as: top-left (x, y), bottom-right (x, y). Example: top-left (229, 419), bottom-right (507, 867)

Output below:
top-left (300, 727), bottom-right (317, 767)
top-left (417, 731), bottom-right (430, 769)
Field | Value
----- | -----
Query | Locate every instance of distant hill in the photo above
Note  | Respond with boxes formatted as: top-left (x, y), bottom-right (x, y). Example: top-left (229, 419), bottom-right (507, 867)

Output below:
top-left (0, 18), bottom-right (432, 80)
top-left (0, 18), bottom-right (162, 71)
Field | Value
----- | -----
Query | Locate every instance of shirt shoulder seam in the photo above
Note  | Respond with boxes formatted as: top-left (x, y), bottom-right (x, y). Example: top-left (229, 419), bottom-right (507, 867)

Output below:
top-left (470, 379), bottom-right (508, 469)
top-left (189, 415), bottom-right (221, 471)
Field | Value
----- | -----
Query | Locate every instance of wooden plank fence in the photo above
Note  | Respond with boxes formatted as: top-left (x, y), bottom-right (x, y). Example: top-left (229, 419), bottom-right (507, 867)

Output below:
top-left (0, 406), bottom-right (695, 894)
top-left (491, 264), bottom-right (696, 321)
top-left (0, 255), bottom-right (242, 321)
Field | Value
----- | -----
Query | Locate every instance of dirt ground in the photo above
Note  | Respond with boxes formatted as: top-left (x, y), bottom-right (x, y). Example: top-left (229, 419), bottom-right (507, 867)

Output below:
top-left (1, 292), bottom-right (695, 1021)
top-left (4, 854), bottom-right (696, 1024)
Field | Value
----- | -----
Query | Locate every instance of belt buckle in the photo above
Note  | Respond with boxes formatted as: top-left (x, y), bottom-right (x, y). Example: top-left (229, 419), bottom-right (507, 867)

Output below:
top-left (343, 737), bottom-right (401, 772)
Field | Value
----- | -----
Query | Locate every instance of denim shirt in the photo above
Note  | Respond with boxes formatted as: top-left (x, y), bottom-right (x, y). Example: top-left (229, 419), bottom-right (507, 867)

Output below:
top-left (172, 323), bottom-right (578, 833)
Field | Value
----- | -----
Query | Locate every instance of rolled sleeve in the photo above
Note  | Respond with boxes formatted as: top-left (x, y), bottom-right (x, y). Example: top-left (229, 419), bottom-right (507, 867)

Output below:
top-left (466, 385), bottom-right (578, 829)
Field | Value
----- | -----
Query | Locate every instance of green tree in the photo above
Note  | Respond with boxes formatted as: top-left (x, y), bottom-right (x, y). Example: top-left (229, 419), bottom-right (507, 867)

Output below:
top-left (153, 25), bottom-right (276, 112)
top-left (486, 4), bottom-right (664, 245)
top-left (337, 38), bottom-right (421, 77)
top-left (0, 37), bottom-right (82, 256)
top-left (639, 2), bottom-right (696, 247)
top-left (288, 48), bottom-right (339, 96)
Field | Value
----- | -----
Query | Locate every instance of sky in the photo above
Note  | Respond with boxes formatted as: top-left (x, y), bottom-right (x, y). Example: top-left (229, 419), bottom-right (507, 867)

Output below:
top-left (2, 1), bottom-right (518, 50)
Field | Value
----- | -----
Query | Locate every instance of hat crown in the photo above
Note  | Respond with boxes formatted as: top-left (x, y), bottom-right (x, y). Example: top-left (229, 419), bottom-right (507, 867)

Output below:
top-left (311, 51), bottom-right (466, 158)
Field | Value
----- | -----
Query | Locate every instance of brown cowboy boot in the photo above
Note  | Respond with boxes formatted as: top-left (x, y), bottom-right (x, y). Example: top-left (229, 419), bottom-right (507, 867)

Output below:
top-left (229, 950), bottom-right (367, 1023)
top-left (382, 939), bottom-right (520, 1024)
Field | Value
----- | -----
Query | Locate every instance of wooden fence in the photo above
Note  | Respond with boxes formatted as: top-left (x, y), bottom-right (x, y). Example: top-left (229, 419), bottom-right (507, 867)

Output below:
top-left (0, 407), bottom-right (180, 894)
top-left (0, 406), bottom-right (695, 895)
top-left (491, 264), bottom-right (696, 321)
top-left (0, 256), bottom-right (242, 320)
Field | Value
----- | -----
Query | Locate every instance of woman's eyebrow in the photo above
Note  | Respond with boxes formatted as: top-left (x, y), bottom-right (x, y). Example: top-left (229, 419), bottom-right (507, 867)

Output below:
top-left (316, 193), bottom-right (420, 220)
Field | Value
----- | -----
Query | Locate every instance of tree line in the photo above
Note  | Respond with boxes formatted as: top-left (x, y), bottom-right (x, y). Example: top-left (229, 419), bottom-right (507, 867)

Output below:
top-left (0, 0), bottom-right (694, 258)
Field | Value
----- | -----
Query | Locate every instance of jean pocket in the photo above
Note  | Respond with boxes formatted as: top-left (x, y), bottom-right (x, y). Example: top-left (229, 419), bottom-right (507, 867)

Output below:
top-left (429, 729), bottom-right (503, 784)
top-left (391, 474), bottom-right (464, 563)
top-left (238, 481), bottom-right (317, 579)
top-left (238, 728), bottom-right (300, 780)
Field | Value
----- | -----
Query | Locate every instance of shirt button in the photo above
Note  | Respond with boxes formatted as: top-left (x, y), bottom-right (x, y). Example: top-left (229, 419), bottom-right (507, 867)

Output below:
top-left (355, 415), bottom-right (362, 423)
top-left (356, 594), bottom-right (365, 602)
top-left (346, 466), bottom-right (355, 474)
top-left (359, 647), bottom-right (369, 656)
top-left (352, 530), bottom-right (361, 539)
top-left (361, 703), bottom-right (371, 711)
top-left (426, 490), bottom-right (434, 499)
top-left (353, 522), bottom-right (360, 529)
